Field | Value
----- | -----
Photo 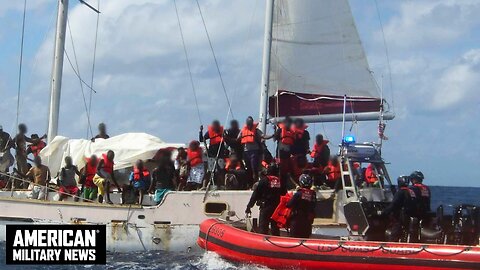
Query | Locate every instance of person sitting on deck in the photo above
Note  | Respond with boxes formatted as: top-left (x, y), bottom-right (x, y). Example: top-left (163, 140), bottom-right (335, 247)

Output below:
top-left (93, 150), bottom-right (122, 204)
top-left (91, 123), bottom-right (110, 142)
top-left (27, 134), bottom-right (46, 158)
top-left (310, 134), bottom-right (330, 169)
top-left (58, 156), bottom-right (81, 201)
top-left (174, 147), bottom-right (188, 191)
top-left (238, 116), bottom-right (263, 188)
top-left (80, 155), bottom-right (98, 202)
top-left (150, 154), bottom-right (176, 204)
top-left (224, 153), bottom-right (246, 190)
top-left (130, 159), bottom-right (151, 205)
top-left (15, 156), bottom-right (51, 200)
top-left (185, 140), bottom-right (204, 191)
top-left (291, 118), bottom-right (310, 156)
top-left (323, 156), bottom-right (341, 190)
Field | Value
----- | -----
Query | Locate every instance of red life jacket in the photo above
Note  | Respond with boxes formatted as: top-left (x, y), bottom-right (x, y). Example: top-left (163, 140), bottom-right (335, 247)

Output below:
top-left (84, 158), bottom-right (98, 182)
top-left (401, 186), bottom-right (416, 198)
top-left (292, 124), bottom-right (308, 139)
top-left (240, 123), bottom-right (258, 144)
top-left (310, 140), bottom-right (329, 158)
top-left (414, 183), bottom-right (430, 197)
top-left (365, 165), bottom-right (378, 184)
top-left (101, 153), bottom-right (114, 174)
top-left (133, 167), bottom-right (150, 181)
top-left (267, 175), bottom-right (281, 189)
top-left (208, 125), bottom-right (224, 145)
top-left (187, 148), bottom-right (203, 167)
top-left (326, 162), bottom-right (341, 182)
top-left (30, 140), bottom-right (46, 157)
top-left (225, 158), bottom-right (241, 171)
top-left (271, 192), bottom-right (293, 229)
top-left (278, 123), bottom-right (294, 145)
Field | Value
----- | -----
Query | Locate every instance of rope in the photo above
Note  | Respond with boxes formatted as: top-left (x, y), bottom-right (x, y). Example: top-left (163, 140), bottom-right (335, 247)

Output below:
top-left (195, 0), bottom-right (234, 119)
top-left (15, 0), bottom-right (28, 130)
top-left (174, 0), bottom-right (202, 125)
top-left (67, 19), bottom-right (94, 138)
top-left (88, 0), bottom-right (101, 138)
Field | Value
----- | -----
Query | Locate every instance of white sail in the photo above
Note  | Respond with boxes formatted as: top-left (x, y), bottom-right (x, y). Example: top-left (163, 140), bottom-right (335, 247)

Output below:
top-left (267, 0), bottom-right (392, 121)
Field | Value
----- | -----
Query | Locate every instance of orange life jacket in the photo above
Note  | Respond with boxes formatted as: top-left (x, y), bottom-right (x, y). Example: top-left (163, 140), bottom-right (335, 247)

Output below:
top-left (240, 123), bottom-right (258, 144)
top-left (30, 140), bottom-right (46, 157)
top-left (278, 123), bottom-right (294, 145)
top-left (208, 125), bottom-right (224, 145)
top-left (310, 140), bottom-right (329, 158)
top-left (365, 165), bottom-right (378, 184)
top-left (326, 162), bottom-right (341, 182)
top-left (84, 158), bottom-right (98, 182)
top-left (187, 148), bottom-right (203, 167)
top-left (271, 192), bottom-right (293, 229)
top-left (101, 153), bottom-right (114, 174)
top-left (133, 167), bottom-right (150, 181)
top-left (267, 175), bottom-right (281, 189)
top-left (225, 158), bottom-right (241, 171)
top-left (292, 124), bottom-right (308, 139)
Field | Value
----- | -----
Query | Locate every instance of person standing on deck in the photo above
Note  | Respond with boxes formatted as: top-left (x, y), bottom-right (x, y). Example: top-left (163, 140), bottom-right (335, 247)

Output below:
top-left (15, 124), bottom-right (46, 174)
top-left (200, 120), bottom-right (226, 185)
top-left (91, 123), bottom-right (110, 142)
top-left (185, 140), bottom-right (204, 191)
top-left (246, 163), bottom-right (282, 236)
top-left (80, 155), bottom-right (98, 202)
top-left (0, 125), bottom-right (13, 175)
top-left (238, 116), bottom-right (263, 188)
top-left (310, 134), bottom-right (330, 169)
top-left (324, 156), bottom-right (341, 189)
top-left (286, 174), bottom-right (316, 238)
top-left (15, 156), bottom-right (51, 200)
top-left (174, 147), bottom-right (188, 191)
top-left (224, 120), bottom-right (242, 157)
top-left (410, 171), bottom-right (431, 221)
top-left (58, 156), bottom-right (81, 201)
top-left (150, 155), bottom-right (176, 204)
top-left (291, 118), bottom-right (310, 157)
top-left (130, 159), bottom-right (151, 205)
top-left (93, 150), bottom-right (122, 204)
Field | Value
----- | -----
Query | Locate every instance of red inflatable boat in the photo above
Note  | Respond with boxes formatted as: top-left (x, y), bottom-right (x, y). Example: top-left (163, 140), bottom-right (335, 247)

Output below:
top-left (197, 219), bottom-right (480, 270)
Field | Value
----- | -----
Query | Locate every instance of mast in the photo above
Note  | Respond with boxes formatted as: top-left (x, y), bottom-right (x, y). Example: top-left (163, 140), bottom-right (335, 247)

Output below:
top-left (258, 0), bottom-right (274, 133)
top-left (47, 0), bottom-right (69, 144)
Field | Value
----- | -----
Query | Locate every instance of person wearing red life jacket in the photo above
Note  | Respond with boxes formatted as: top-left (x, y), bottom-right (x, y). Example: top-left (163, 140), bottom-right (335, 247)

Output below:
top-left (81, 155), bottom-right (98, 202)
top-left (185, 140), bottom-right (205, 191)
top-left (224, 153), bottom-right (246, 189)
top-left (310, 134), bottom-right (330, 168)
top-left (410, 171), bottom-right (431, 220)
top-left (365, 163), bottom-right (379, 186)
top-left (129, 159), bottom-right (151, 205)
top-left (287, 174), bottom-right (317, 238)
top-left (246, 163), bottom-right (282, 236)
top-left (323, 157), bottom-right (341, 189)
top-left (291, 118), bottom-right (310, 156)
top-left (27, 134), bottom-right (46, 158)
top-left (93, 150), bottom-right (122, 204)
top-left (237, 116), bottom-right (263, 188)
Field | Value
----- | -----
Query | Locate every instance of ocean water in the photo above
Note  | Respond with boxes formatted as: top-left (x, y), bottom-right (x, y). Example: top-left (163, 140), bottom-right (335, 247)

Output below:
top-left (1, 186), bottom-right (479, 270)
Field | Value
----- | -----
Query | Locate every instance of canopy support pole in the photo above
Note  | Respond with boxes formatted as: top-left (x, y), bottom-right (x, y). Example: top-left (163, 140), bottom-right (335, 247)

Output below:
top-left (341, 95), bottom-right (347, 145)
top-left (47, 0), bottom-right (69, 144)
top-left (258, 0), bottom-right (274, 133)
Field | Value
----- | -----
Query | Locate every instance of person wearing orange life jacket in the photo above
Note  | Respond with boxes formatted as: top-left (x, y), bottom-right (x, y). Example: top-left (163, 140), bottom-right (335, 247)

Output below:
top-left (310, 134), bottom-right (330, 168)
top-left (128, 159), bottom-right (151, 205)
top-left (365, 163), bottom-right (379, 187)
top-left (323, 156), bottom-right (341, 189)
top-left (291, 118), bottom-right (310, 156)
top-left (199, 120), bottom-right (226, 159)
top-left (93, 150), bottom-right (122, 204)
top-left (81, 155), bottom-right (98, 202)
top-left (409, 171), bottom-right (431, 220)
top-left (27, 134), bottom-right (46, 158)
top-left (287, 174), bottom-right (317, 238)
top-left (246, 163), bottom-right (282, 236)
top-left (237, 116), bottom-right (263, 188)
top-left (185, 140), bottom-right (205, 191)
top-left (224, 153), bottom-right (246, 189)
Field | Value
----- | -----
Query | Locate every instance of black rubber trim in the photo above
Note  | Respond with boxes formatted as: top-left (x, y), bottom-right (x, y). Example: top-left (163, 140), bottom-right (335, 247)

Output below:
top-left (199, 231), bottom-right (479, 269)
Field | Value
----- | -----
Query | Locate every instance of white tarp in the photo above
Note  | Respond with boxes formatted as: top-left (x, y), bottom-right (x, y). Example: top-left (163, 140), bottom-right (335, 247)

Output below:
top-left (39, 133), bottom-right (184, 175)
top-left (269, 0), bottom-right (379, 98)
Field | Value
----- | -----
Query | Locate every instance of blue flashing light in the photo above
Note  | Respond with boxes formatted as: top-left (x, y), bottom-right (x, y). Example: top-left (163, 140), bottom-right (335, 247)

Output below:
top-left (343, 135), bottom-right (356, 144)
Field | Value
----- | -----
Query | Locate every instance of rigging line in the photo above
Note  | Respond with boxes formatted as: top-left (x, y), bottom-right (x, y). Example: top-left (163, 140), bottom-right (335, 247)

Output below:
top-left (16, 0), bottom-right (27, 131)
top-left (174, 0), bottom-right (202, 125)
top-left (374, 0), bottom-right (394, 111)
top-left (195, 0), bottom-right (234, 119)
top-left (88, 0), bottom-right (100, 138)
top-left (66, 19), bottom-right (93, 137)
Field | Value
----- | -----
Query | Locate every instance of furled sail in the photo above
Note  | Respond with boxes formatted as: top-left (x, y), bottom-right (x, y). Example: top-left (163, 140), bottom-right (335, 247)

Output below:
top-left (267, 0), bottom-right (393, 122)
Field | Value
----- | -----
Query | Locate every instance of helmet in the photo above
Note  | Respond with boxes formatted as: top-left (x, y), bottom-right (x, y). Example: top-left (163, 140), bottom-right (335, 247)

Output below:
top-left (397, 175), bottom-right (410, 187)
top-left (410, 170), bottom-right (424, 183)
top-left (299, 174), bottom-right (313, 188)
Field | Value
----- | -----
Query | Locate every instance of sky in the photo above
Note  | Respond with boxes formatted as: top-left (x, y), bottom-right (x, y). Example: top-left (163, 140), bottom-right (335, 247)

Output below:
top-left (0, 0), bottom-right (479, 186)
